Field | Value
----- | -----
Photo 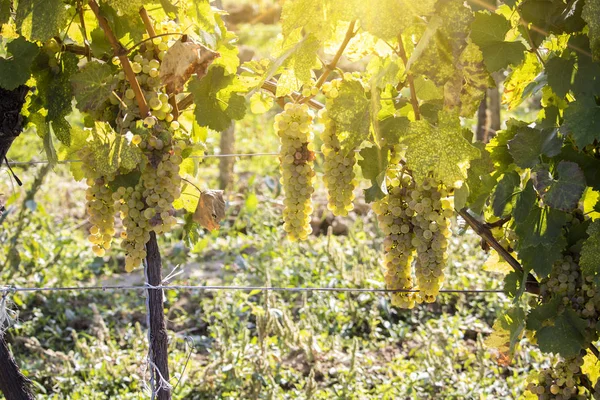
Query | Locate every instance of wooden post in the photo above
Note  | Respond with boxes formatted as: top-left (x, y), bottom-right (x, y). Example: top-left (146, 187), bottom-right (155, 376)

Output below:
top-left (145, 232), bottom-right (171, 400)
top-left (0, 335), bottom-right (35, 400)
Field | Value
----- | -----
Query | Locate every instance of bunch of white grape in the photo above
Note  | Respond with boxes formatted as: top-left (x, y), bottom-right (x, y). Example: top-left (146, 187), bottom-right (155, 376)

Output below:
top-left (275, 102), bottom-right (316, 241)
top-left (372, 171), bottom-right (417, 308)
top-left (79, 148), bottom-right (117, 257)
top-left (373, 146), bottom-right (453, 307)
top-left (115, 184), bottom-right (151, 272)
top-left (407, 177), bottom-right (452, 304)
top-left (526, 355), bottom-right (587, 400)
top-left (319, 110), bottom-right (357, 216)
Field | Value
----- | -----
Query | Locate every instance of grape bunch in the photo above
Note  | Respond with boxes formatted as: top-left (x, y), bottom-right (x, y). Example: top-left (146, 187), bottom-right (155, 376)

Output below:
top-left (406, 177), bottom-right (452, 303)
top-left (526, 354), bottom-right (587, 400)
top-left (320, 110), bottom-right (357, 216)
top-left (373, 146), bottom-right (453, 307)
top-left (80, 148), bottom-right (117, 257)
top-left (116, 183), bottom-right (150, 272)
top-left (81, 20), bottom-right (191, 271)
top-left (372, 160), bottom-right (417, 309)
top-left (275, 102), bottom-right (316, 241)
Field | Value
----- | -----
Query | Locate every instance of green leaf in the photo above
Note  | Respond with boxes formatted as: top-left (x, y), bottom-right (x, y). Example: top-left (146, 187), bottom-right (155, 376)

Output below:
top-left (275, 32), bottom-right (321, 97)
top-left (71, 61), bottom-right (118, 114)
top-left (514, 180), bottom-right (537, 223)
top-left (15, 0), bottom-right (68, 42)
top-left (545, 56), bottom-right (575, 98)
top-left (465, 143), bottom-right (495, 213)
top-left (544, 161), bottom-right (586, 211)
top-left (327, 80), bottom-right (371, 154)
top-left (582, 0), bottom-right (600, 62)
top-left (107, 170), bottom-right (141, 192)
top-left (101, 0), bottom-right (144, 16)
top-left (190, 66), bottom-right (247, 132)
top-left (470, 12), bottom-right (526, 72)
top-left (503, 52), bottom-right (543, 110)
top-left (378, 116), bottom-right (409, 147)
top-left (514, 206), bottom-right (567, 248)
top-left (488, 119), bottom-right (526, 170)
top-left (249, 91), bottom-right (273, 114)
top-left (402, 111), bottom-right (480, 186)
top-left (492, 170), bottom-right (520, 217)
top-left (527, 297), bottom-right (561, 331)
top-left (562, 98), bottom-right (600, 149)
top-left (411, 1), bottom-right (473, 85)
top-left (353, 0), bottom-right (436, 40)
top-left (537, 308), bottom-right (588, 357)
top-left (280, 0), bottom-right (345, 42)
top-left (443, 41), bottom-right (493, 117)
top-left (46, 53), bottom-right (78, 146)
top-left (213, 30), bottom-right (240, 76)
top-left (580, 220), bottom-right (600, 283)
top-left (507, 127), bottom-right (562, 168)
top-left (557, 145), bottom-right (600, 189)
top-left (0, 37), bottom-right (39, 90)
top-left (358, 146), bottom-right (389, 202)
top-left (518, 235), bottom-right (566, 278)
top-left (0, 0), bottom-right (10, 25)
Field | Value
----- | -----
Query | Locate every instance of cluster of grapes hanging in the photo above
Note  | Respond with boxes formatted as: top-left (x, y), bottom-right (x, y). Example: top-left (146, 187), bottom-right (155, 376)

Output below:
top-left (81, 21), bottom-right (188, 272)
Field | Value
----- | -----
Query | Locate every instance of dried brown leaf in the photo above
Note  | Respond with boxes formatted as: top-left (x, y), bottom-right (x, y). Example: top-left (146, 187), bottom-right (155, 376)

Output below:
top-left (193, 189), bottom-right (226, 231)
top-left (159, 37), bottom-right (220, 94)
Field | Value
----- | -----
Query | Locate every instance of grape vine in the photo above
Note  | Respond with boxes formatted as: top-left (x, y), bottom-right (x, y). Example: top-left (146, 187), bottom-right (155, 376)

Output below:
top-left (1, 0), bottom-right (600, 397)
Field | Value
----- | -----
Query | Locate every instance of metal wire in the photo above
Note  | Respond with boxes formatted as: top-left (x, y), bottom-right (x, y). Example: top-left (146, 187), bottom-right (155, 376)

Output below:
top-left (0, 284), bottom-right (504, 295)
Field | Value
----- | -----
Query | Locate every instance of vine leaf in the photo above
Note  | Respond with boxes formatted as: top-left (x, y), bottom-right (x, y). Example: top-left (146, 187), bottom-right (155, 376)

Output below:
top-left (470, 12), bottom-right (526, 72)
top-left (582, 0), bottom-right (600, 61)
top-left (0, 0), bottom-right (10, 25)
top-left (465, 143), bottom-right (495, 214)
top-left (328, 80), bottom-right (371, 154)
top-left (491, 170), bottom-right (520, 218)
top-left (190, 66), bottom-right (247, 132)
top-left (70, 61), bottom-right (118, 114)
top-left (544, 161), bottom-right (586, 211)
top-left (545, 56), bottom-right (575, 98)
top-left (507, 127), bottom-right (562, 169)
top-left (193, 190), bottom-right (226, 232)
top-left (484, 306), bottom-right (525, 356)
top-left (562, 98), bottom-right (600, 149)
top-left (0, 37), bottom-right (39, 90)
top-left (518, 235), bottom-right (566, 278)
top-left (275, 32), bottom-right (321, 97)
top-left (488, 119), bottom-right (526, 171)
top-left (46, 53), bottom-right (79, 146)
top-left (536, 308), bottom-right (588, 358)
top-left (514, 206), bottom-right (567, 249)
top-left (514, 180), bottom-right (536, 223)
top-left (402, 111), bottom-right (480, 187)
top-left (15, 0), bottom-right (68, 42)
top-left (353, 0), bottom-right (436, 40)
top-left (160, 38), bottom-right (220, 94)
top-left (102, 0), bottom-right (144, 16)
top-left (503, 52), bottom-right (543, 110)
top-left (580, 220), bottom-right (600, 284)
top-left (358, 145), bottom-right (389, 203)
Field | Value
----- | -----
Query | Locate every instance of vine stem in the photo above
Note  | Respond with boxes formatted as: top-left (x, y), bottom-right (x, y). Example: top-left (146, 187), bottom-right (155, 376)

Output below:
top-left (309, 20), bottom-right (357, 94)
top-left (77, 0), bottom-right (91, 61)
top-left (88, 0), bottom-right (149, 117)
top-left (396, 34), bottom-right (420, 121)
top-left (458, 208), bottom-right (540, 294)
top-left (139, 6), bottom-right (180, 119)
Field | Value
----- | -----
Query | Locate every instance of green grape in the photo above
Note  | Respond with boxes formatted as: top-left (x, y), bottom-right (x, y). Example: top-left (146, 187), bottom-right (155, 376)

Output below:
top-left (408, 177), bottom-right (451, 304)
top-left (372, 160), bottom-right (416, 309)
top-left (275, 103), bottom-right (316, 241)
top-left (79, 149), bottom-right (117, 256)
top-left (527, 355), bottom-right (586, 400)
top-left (320, 109), bottom-right (357, 216)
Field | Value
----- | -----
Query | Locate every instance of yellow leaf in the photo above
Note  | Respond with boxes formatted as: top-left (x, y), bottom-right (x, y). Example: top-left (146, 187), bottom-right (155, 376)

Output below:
top-left (482, 250), bottom-right (513, 275)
